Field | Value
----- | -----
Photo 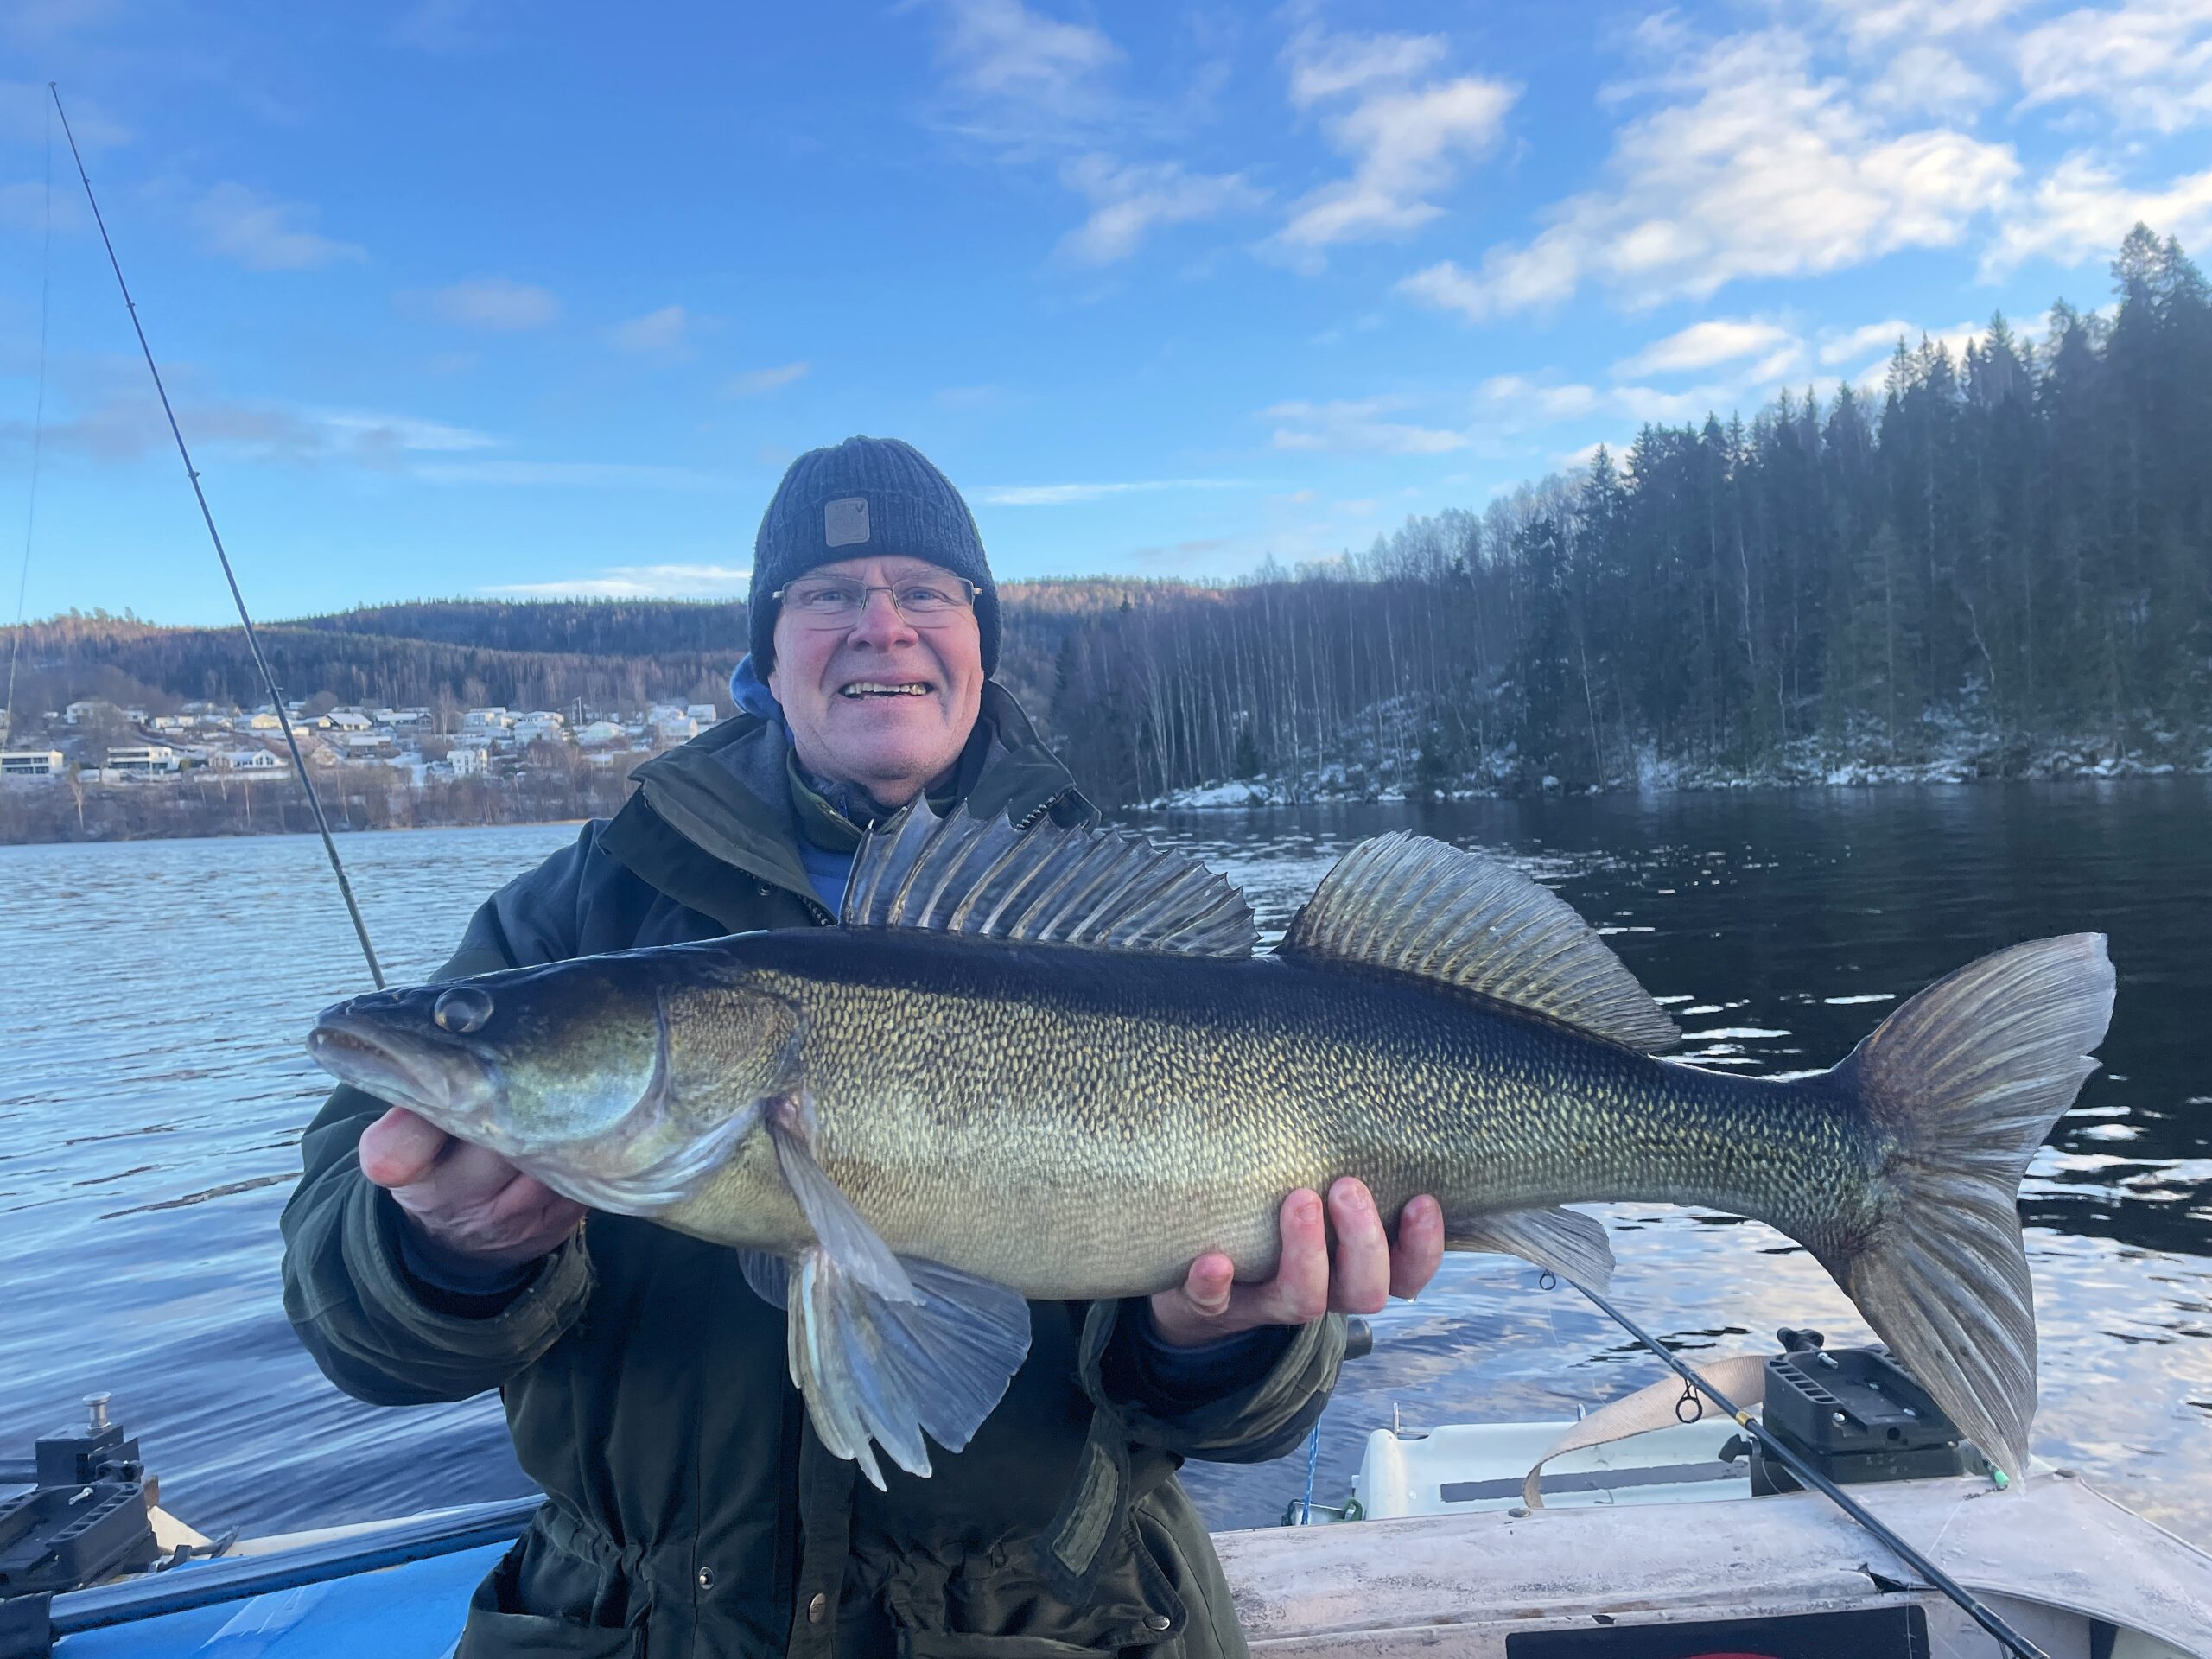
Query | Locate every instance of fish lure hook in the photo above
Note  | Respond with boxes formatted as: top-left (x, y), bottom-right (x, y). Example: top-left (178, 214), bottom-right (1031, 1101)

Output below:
top-left (48, 82), bottom-right (386, 989)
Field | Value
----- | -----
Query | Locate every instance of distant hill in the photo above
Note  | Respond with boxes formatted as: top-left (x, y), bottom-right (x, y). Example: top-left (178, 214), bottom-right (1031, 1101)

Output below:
top-left (0, 581), bottom-right (1203, 733)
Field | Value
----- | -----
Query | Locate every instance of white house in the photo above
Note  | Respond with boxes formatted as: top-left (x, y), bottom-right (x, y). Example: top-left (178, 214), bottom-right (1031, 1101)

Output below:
top-left (326, 708), bottom-right (373, 732)
top-left (105, 743), bottom-right (181, 776)
top-left (0, 749), bottom-right (64, 778)
top-left (448, 746), bottom-right (488, 779)
top-left (513, 711), bottom-right (569, 746)
top-left (575, 720), bottom-right (627, 747)
top-left (217, 748), bottom-right (290, 778)
top-left (64, 699), bottom-right (114, 725)
top-left (685, 703), bottom-right (718, 725)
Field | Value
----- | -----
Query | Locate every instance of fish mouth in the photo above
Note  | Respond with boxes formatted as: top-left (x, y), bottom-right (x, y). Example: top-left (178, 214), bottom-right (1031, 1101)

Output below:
top-left (306, 1010), bottom-right (502, 1139)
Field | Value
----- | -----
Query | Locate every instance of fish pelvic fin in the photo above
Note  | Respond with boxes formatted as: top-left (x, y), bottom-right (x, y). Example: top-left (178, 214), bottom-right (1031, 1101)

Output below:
top-left (1445, 1205), bottom-right (1616, 1290)
top-left (1280, 834), bottom-right (1681, 1052)
top-left (1819, 932), bottom-right (2114, 1482)
top-left (785, 1248), bottom-right (1033, 1489)
top-left (844, 798), bottom-right (1256, 957)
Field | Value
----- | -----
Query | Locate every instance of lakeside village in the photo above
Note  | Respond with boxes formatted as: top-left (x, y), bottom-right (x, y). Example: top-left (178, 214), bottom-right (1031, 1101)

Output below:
top-left (0, 695), bottom-right (723, 842)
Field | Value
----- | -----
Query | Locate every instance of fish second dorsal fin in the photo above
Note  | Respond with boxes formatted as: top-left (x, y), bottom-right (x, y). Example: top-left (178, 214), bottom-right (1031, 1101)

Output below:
top-left (843, 799), bottom-right (1256, 957)
top-left (1279, 832), bottom-right (1681, 1052)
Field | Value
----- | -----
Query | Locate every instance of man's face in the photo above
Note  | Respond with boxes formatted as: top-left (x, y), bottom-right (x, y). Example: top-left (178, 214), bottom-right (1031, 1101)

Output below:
top-left (767, 555), bottom-right (985, 809)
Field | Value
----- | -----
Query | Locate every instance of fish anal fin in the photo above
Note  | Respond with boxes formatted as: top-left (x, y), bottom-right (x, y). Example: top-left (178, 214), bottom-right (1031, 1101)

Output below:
top-left (785, 1246), bottom-right (1033, 1488)
top-left (1446, 1205), bottom-right (1616, 1290)
top-left (843, 799), bottom-right (1255, 957)
top-left (1280, 834), bottom-right (1680, 1052)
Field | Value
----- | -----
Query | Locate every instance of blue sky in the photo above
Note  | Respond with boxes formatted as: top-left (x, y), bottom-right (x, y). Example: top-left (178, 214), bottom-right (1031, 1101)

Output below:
top-left (3, 0), bottom-right (2209, 625)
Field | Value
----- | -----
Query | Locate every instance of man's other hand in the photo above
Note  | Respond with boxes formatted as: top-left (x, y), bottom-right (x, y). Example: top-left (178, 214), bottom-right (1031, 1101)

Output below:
top-left (1147, 1179), bottom-right (1444, 1349)
top-left (359, 1105), bottom-right (585, 1274)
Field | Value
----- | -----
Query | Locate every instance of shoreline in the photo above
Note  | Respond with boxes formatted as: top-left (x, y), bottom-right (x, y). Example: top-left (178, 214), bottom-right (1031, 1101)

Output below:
top-left (4, 769), bottom-right (2207, 847)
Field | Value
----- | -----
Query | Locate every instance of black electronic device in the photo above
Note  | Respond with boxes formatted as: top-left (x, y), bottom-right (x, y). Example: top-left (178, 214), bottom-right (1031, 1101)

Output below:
top-left (0, 1397), bottom-right (158, 1601)
top-left (1750, 1328), bottom-right (1975, 1496)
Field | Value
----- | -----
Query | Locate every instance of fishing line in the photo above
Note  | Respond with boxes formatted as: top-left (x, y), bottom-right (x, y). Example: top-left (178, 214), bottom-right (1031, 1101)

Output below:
top-left (48, 82), bottom-right (385, 989)
top-left (1568, 1278), bottom-right (2050, 1659)
top-left (3, 99), bottom-right (54, 746)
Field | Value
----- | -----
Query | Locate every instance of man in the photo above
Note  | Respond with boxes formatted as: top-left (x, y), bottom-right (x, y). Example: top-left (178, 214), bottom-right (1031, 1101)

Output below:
top-left (282, 435), bottom-right (1444, 1659)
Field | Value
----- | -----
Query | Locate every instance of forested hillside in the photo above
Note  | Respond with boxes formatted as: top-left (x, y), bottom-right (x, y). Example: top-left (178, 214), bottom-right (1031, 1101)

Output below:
top-left (1042, 227), bottom-right (2212, 799)
top-left (10, 229), bottom-right (2205, 810)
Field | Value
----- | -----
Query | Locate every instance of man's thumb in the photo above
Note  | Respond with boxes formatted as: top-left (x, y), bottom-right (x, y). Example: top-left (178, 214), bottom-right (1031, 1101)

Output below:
top-left (359, 1106), bottom-right (451, 1190)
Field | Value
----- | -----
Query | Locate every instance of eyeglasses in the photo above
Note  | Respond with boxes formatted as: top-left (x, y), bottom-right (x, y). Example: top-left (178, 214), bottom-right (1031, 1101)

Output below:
top-left (771, 576), bottom-right (980, 630)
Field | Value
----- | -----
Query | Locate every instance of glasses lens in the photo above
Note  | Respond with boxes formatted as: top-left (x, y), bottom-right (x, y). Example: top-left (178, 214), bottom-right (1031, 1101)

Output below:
top-left (893, 582), bottom-right (968, 616)
top-left (786, 583), bottom-right (863, 624)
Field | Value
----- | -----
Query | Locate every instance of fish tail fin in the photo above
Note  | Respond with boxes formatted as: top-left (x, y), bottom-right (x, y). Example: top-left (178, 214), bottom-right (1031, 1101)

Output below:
top-left (1818, 933), bottom-right (2113, 1480)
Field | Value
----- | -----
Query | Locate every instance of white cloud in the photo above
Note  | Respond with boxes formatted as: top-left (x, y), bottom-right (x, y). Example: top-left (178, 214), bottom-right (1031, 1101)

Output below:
top-left (1477, 375), bottom-right (1602, 419)
top-left (1819, 318), bottom-right (1917, 362)
top-left (12, 393), bottom-right (499, 467)
top-left (927, 0), bottom-right (1123, 143)
top-left (1, 79), bottom-right (127, 149)
top-left (1275, 26), bottom-right (1516, 256)
top-left (1986, 153), bottom-right (2212, 271)
top-left (722, 361), bottom-right (810, 397)
top-left (311, 411), bottom-right (499, 456)
top-left (1611, 382), bottom-right (1744, 423)
top-left (1402, 29), bottom-right (2018, 317)
top-left (416, 277), bottom-right (562, 331)
top-left (414, 461), bottom-right (724, 488)
top-left (485, 563), bottom-right (751, 598)
top-left (1615, 318), bottom-right (1797, 376)
top-left (1057, 156), bottom-right (1265, 264)
top-left (1263, 398), bottom-right (1466, 454)
top-left (1287, 29), bottom-right (1448, 105)
top-left (2016, 0), bottom-right (2212, 134)
top-left (979, 478), bottom-right (1251, 505)
top-left (1819, 0), bottom-right (2025, 44)
top-left (610, 304), bottom-right (693, 355)
top-left (1866, 42), bottom-right (1996, 114)
top-left (191, 182), bottom-right (364, 271)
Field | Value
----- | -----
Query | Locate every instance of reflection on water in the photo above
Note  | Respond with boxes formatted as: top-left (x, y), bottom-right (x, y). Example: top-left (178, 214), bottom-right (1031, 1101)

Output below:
top-left (1, 784), bottom-right (2206, 1544)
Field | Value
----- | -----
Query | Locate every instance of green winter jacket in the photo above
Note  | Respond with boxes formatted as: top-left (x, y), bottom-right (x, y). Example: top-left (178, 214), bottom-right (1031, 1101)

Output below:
top-left (280, 683), bottom-right (1347, 1659)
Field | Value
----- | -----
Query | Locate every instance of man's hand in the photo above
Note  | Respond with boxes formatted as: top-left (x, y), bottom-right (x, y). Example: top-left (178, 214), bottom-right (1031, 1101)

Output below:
top-left (359, 1106), bottom-right (585, 1275)
top-left (1147, 1179), bottom-right (1444, 1349)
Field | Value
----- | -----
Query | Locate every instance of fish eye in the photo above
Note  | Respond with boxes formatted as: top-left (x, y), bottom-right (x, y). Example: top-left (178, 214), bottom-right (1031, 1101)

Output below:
top-left (433, 985), bottom-right (495, 1034)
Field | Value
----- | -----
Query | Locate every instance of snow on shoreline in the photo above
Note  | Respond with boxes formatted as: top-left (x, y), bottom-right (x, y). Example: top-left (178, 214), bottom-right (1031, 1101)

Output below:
top-left (1137, 734), bottom-right (2211, 810)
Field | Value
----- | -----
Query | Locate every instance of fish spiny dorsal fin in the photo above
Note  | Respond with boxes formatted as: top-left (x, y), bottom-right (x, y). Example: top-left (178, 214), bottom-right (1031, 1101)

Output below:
top-left (843, 799), bottom-right (1256, 957)
top-left (1279, 832), bottom-right (1681, 1052)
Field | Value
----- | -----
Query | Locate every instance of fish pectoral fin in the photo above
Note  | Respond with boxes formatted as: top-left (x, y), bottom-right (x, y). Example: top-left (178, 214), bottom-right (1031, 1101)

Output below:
top-left (739, 1249), bottom-right (790, 1310)
top-left (786, 1247), bottom-right (1033, 1489)
top-left (1446, 1205), bottom-right (1616, 1290)
top-left (766, 1092), bottom-right (918, 1304)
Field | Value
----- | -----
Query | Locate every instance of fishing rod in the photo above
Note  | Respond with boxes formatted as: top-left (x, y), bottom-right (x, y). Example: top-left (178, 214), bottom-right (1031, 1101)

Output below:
top-left (48, 82), bottom-right (385, 989)
top-left (1570, 1278), bottom-right (2050, 1659)
top-left (4, 99), bottom-right (53, 744)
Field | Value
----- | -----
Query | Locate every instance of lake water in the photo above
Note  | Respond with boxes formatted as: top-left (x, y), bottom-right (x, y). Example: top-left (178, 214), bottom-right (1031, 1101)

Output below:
top-left (2, 784), bottom-right (2207, 1550)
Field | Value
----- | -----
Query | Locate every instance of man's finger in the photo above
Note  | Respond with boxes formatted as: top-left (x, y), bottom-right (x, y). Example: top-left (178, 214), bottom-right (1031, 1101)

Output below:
top-left (1271, 1188), bottom-right (1330, 1323)
top-left (1390, 1194), bottom-right (1446, 1300)
top-left (359, 1107), bottom-right (451, 1190)
top-left (1179, 1253), bottom-right (1236, 1319)
top-left (1325, 1178), bottom-right (1391, 1314)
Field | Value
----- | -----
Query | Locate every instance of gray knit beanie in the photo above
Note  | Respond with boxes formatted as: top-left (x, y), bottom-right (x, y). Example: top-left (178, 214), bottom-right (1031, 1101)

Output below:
top-left (749, 436), bottom-right (1000, 676)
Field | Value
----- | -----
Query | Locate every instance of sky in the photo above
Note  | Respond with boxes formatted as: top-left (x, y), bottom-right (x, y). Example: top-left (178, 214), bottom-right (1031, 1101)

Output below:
top-left (3, 0), bottom-right (2209, 626)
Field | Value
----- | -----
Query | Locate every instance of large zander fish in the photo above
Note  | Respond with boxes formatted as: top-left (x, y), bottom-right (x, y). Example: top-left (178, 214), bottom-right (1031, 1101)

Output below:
top-left (308, 806), bottom-right (2113, 1491)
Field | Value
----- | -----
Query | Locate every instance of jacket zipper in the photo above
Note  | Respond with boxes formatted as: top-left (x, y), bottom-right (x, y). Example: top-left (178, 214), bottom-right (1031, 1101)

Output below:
top-left (1011, 786), bottom-right (1074, 835)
